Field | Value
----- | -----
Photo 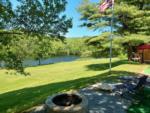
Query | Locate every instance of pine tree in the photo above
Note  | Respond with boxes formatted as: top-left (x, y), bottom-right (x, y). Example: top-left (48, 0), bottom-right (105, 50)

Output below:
top-left (78, 0), bottom-right (150, 35)
top-left (0, 0), bottom-right (14, 29)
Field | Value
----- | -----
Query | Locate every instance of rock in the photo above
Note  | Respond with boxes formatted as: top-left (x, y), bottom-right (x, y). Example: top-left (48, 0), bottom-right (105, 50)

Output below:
top-left (23, 105), bottom-right (47, 113)
top-left (147, 77), bottom-right (150, 82)
top-left (45, 93), bottom-right (88, 113)
top-left (90, 83), bottom-right (115, 91)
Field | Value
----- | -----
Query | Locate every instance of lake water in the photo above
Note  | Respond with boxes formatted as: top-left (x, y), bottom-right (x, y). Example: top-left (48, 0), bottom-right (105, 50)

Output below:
top-left (23, 56), bottom-right (79, 67)
top-left (0, 56), bottom-right (79, 68)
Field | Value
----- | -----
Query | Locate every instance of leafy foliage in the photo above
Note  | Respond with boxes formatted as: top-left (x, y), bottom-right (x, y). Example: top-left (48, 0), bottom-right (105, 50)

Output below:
top-left (14, 0), bottom-right (72, 38)
top-left (0, 0), bottom-right (14, 29)
top-left (0, 0), bottom-right (72, 73)
top-left (78, 0), bottom-right (150, 35)
top-left (0, 33), bottom-right (31, 74)
top-left (114, 34), bottom-right (150, 60)
top-left (85, 33), bottom-right (150, 58)
top-left (78, 0), bottom-right (150, 60)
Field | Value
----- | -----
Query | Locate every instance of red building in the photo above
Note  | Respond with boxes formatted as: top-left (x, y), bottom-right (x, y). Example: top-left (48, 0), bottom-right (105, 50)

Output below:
top-left (137, 44), bottom-right (150, 63)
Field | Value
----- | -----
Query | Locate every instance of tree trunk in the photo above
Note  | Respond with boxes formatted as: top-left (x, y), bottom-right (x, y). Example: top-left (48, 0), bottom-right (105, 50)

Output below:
top-left (128, 45), bottom-right (133, 61)
top-left (39, 59), bottom-right (41, 65)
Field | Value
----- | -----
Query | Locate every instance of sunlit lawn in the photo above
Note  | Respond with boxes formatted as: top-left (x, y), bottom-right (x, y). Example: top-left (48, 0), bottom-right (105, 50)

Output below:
top-left (144, 66), bottom-right (150, 75)
top-left (0, 58), bottom-right (149, 113)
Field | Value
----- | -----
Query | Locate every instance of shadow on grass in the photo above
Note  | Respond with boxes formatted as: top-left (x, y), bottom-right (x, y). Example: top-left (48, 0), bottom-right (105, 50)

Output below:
top-left (144, 66), bottom-right (150, 75)
top-left (0, 70), bottom-right (139, 113)
top-left (128, 88), bottom-right (150, 113)
top-left (86, 60), bottom-right (126, 71)
top-left (86, 60), bottom-right (141, 71)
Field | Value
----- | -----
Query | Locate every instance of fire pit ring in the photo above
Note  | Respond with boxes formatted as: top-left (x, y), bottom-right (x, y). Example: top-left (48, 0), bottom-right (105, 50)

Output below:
top-left (45, 93), bottom-right (88, 113)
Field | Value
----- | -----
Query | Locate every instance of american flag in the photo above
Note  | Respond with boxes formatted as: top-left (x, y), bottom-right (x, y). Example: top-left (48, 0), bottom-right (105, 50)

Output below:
top-left (99, 0), bottom-right (114, 12)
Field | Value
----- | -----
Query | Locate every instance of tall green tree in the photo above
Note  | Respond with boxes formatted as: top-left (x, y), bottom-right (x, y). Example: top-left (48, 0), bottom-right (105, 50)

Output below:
top-left (0, 33), bottom-right (34, 74)
top-left (0, 0), bottom-right (72, 74)
top-left (0, 0), bottom-right (14, 29)
top-left (78, 0), bottom-right (150, 35)
top-left (14, 0), bottom-right (72, 39)
top-left (32, 37), bottom-right (52, 65)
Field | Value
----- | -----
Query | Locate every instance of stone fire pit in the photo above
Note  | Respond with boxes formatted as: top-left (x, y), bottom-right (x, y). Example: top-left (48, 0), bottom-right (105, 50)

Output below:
top-left (45, 93), bottom-right (88, 113)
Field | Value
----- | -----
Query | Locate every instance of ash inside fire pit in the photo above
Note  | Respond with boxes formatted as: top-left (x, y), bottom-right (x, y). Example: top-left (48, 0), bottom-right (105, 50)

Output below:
top-left (52, 94), bottom-right (82, 106)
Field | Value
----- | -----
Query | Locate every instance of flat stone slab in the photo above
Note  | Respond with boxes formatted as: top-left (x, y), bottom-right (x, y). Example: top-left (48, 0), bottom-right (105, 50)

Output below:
top-left (22, 105), bottom-right (46, 113)
top-left (147, 77), bottom-right (150, 83)
top-left (79, 88), bottom-right (132, 113)
top-left (90, 83), bottom-right (116, 91)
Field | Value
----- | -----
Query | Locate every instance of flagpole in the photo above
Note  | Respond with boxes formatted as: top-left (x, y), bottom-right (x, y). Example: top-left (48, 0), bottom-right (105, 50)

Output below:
top-left (109, 1), bottom-right (114, 74)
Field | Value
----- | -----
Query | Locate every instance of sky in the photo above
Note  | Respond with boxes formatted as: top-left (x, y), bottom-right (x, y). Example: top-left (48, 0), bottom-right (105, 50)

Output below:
top-left (64, 0), bottom-right (100, 38)
top-left (11, 0), bottom-right (101, 38)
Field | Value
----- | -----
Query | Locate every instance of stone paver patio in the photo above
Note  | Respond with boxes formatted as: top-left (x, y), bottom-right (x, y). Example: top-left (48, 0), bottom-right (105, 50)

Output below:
top-left (25, 87), bottom-right (132, 113)
top-left (79, 87), bottom-right (132, 113)
top-left (24, 75), bottom-right (150, 113)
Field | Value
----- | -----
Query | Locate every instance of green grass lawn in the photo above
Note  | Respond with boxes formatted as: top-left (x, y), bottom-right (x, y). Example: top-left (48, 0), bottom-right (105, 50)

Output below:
top-left (128, 66), bottom-right (150, 113)
top-left (0, 58), bottom-right (149, 113)
top-left (128, 88), bottom-right (150, 113)
top-left (144, 66), bottom-right (150, 75)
